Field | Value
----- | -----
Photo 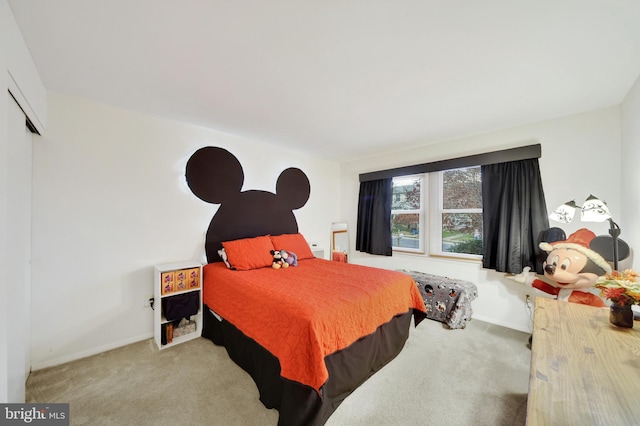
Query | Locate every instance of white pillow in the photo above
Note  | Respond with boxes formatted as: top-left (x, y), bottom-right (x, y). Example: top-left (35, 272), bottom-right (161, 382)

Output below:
top-left (217, 248), bottom-right (231, 269)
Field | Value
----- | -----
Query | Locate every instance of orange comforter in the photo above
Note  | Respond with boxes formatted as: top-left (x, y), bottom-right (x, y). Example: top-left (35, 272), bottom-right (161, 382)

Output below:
top-left (202, 259), bottom-right (426, 393)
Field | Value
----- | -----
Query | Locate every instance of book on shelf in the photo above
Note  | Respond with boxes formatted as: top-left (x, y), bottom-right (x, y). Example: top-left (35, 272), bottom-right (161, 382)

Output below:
top-left (161, 323), bottom-right (174, 345)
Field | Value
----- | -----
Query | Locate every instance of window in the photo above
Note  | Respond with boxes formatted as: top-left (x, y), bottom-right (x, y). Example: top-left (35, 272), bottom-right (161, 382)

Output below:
top-left (391, 167), bottom-right (482, 258)
top-left (431, 166), bottom-right (482, 258)
top-left (391, 175), bottom-right (424, 252)
top-left (360, 145), bottom-right (540, 263)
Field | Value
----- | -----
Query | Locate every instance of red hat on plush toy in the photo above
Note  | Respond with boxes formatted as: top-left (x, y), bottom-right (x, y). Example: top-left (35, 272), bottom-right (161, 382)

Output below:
top-left (539, 228), bottom-right (612, 273)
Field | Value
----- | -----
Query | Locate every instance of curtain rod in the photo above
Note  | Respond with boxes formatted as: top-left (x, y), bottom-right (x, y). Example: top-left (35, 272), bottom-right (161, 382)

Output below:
top-left (359, 143), bottom-right (541, 182)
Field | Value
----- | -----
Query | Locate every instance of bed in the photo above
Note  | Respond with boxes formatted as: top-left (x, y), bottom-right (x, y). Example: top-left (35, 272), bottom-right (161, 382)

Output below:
top-left (185, 147), bottom-right (426, 425)
top-left (200, 234), bottom-right (426, 425)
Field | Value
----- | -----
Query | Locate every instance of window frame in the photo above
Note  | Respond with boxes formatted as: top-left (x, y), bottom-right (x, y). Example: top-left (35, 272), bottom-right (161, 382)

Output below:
top-left (391, 174), bottom-right (427, 254)
top-left (429, 168), bottom-right (483, 260)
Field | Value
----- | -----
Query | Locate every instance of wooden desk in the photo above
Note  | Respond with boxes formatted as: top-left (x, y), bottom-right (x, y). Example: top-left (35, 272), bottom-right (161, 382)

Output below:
top-left (527, 298), bottom-right (640, 425)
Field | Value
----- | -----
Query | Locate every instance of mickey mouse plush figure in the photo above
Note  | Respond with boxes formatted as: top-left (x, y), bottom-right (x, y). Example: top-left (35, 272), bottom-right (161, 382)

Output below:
top-left (270, 250), bottom-right (289, 269)
top-left (185, 147), bottom-right (310, 264)
top-left (511, 228), bottom-right (612, 307)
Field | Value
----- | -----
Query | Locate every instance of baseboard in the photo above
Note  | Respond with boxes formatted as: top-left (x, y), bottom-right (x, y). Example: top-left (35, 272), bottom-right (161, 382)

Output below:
top-left (30, 318), bottom-right (529, 371)
top-left (472, 314), bottom-right (532, 334)
top-left (30, 332), bottom-right (154, 371)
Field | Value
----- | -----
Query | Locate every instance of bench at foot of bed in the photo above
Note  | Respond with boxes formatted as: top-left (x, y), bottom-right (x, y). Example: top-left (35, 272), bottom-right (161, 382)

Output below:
top-left (399, 270), bottom-right (478, 329)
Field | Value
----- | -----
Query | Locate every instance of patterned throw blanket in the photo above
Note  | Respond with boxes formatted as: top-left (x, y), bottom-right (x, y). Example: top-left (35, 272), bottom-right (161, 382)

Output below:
top-left (399, 270), bottom-right (478, 329)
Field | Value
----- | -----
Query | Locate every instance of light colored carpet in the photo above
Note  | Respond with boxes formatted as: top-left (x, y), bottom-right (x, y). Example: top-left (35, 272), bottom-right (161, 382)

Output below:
top-left (26, 318), bottom-right (530, 425)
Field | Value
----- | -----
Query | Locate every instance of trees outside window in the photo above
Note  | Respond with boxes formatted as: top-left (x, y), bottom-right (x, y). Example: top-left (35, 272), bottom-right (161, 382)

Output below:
top-left (391, 175), bottom-right (424, 252)
top-left (391, 167), bottom-right (482, 258)
top-left (435, 167), bottom-right (482, 256)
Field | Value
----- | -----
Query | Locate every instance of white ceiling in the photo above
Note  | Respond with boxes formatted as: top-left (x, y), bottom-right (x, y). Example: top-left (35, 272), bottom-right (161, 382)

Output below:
top-left (8, 1), bottom-right (640, 161)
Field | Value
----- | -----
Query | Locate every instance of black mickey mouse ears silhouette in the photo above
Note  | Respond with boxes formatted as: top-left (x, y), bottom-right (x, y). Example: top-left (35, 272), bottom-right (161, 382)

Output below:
top-left (185, 146), bottom-right (311, 263)
top-left (186, 147), bottom-right (244, 204)
top-left (186, 146), bottom-right (310, 208)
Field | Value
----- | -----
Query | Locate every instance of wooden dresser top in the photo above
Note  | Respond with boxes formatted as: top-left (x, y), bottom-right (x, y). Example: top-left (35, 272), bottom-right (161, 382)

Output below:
top-left (527, 297), bottom-right (640, 426)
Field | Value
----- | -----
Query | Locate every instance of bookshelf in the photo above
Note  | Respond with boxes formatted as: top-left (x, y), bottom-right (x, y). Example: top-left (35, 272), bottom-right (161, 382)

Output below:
top-left (153, 260), bottom-right (203, 349)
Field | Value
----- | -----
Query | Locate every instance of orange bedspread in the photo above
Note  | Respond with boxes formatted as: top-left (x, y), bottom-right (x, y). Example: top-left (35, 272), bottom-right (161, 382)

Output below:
top-left (202, 259), bottom-right (426, 393)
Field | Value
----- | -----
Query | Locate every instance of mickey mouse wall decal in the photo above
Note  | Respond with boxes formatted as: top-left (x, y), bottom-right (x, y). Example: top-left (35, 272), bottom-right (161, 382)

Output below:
top-left (185, 146), bottom-right (311, 263)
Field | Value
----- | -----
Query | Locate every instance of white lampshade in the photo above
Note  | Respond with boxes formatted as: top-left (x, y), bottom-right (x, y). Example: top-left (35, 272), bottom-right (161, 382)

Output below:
top-left (580, 195), bottom-right (611, 223)
top-left (549, 200), bottom-right (577, 224)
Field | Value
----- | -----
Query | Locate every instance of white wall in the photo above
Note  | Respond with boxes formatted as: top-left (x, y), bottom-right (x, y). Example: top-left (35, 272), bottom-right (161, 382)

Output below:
top-left (5, 97), bottom-right (32, 403)
top-left (1, 0), bottom-right (45, 402)
top-left (340, 107), bottom-right (621, 332)
top-left (30, 91), bottom-right (340, 369)
top-left (2, 0), bottom-right (46, 134)
top-left (0, 20), bottom-right (9, 404)
top-left (621, 75), bottom-right (640, 255)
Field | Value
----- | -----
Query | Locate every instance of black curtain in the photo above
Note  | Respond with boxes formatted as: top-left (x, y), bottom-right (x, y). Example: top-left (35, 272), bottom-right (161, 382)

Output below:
top-left (481, 159), bottom-right (549, 274)
top-left (356, 178), bottom-right (393, 256)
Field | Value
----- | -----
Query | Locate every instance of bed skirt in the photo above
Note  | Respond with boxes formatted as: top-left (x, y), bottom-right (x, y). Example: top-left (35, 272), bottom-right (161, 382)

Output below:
top-left (202, 304), bottom-right (424, 425)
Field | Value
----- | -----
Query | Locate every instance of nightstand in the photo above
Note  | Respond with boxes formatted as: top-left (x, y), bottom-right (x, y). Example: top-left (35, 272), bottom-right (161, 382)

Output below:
top-left (153, 261), bottom-right (202, 349)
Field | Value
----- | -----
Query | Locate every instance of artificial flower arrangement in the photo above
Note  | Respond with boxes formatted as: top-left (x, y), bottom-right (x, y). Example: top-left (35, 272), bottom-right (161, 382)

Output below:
top-left (595, 269), bottom-right (640, 306)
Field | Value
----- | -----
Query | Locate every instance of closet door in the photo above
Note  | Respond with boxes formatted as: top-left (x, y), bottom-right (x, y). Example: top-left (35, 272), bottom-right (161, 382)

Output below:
top-left (5, 95), bottom-right (33, 402)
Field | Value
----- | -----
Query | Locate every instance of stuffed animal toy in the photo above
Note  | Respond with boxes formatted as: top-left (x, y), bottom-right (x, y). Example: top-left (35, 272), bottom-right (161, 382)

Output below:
top-left (510, 228), bottom-right (612, 307)
top-left (280, 250), bottom-right (298, 267)
top-left (270, 250), bottom-right (289, 269)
